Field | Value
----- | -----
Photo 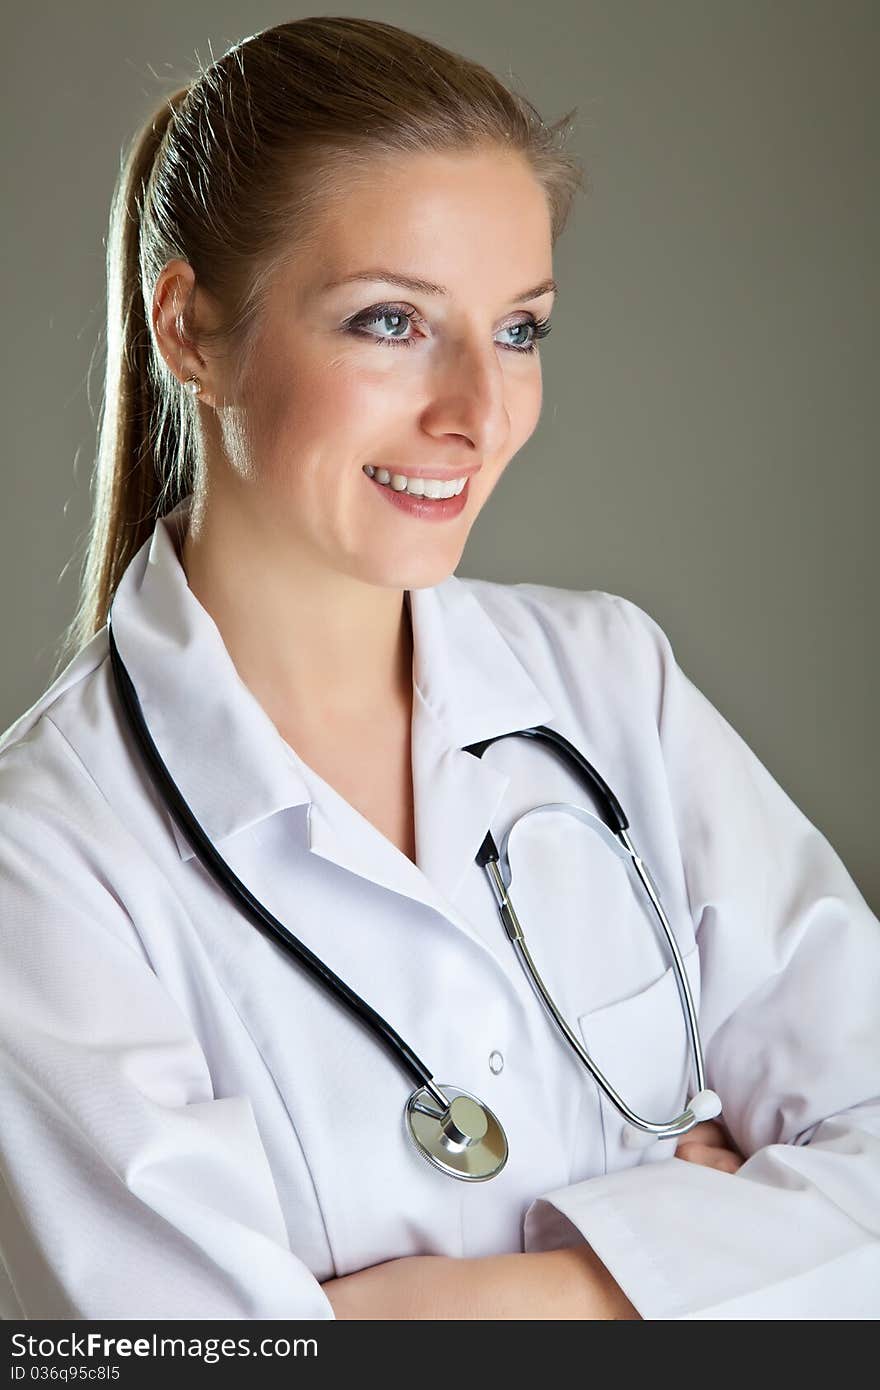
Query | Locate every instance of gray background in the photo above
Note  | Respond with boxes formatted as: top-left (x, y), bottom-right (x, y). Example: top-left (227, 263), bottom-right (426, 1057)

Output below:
top-left (3, 1), bottom-right (877, 910)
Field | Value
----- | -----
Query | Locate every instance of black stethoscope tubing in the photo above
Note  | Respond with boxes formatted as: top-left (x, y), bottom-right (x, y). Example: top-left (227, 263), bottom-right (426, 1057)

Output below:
top-left (107, 616), bottom-right (631, 1108)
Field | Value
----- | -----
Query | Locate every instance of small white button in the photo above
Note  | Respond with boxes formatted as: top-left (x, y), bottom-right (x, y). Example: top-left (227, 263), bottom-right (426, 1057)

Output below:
top-left (488, 1050), bottom-right (504, 1074)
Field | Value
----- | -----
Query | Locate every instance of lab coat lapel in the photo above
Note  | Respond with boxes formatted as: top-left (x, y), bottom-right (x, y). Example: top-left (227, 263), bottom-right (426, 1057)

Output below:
top-left (109, 498), bottom-right (313, 857)
top-left (411, 684), bottom-right (512, 906)
top-left (303, 577), bottom-right (554, 919)
top-left (302, 683), bottom-right (513, 925)
top-left (406, 576), bottom-right (556, 898)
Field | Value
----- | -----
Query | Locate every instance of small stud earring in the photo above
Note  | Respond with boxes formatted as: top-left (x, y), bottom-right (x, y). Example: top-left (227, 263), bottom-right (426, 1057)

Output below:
top-left (184, 375), bottom-right (202, 396)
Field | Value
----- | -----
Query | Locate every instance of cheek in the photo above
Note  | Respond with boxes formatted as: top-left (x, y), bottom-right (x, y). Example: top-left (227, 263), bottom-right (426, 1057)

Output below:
top-left (244, 356), bottom-right (389, 478)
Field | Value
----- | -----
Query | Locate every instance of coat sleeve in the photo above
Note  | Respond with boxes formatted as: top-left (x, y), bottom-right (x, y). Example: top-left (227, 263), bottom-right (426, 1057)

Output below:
top-left (522, 593), bottom-right (880, 1319)
top-left (0, 726), bottom-right (335, 1321)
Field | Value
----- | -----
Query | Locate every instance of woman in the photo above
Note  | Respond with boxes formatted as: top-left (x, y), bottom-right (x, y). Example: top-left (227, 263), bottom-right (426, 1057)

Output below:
top-left (0, 17), bottom-right (877, 1321)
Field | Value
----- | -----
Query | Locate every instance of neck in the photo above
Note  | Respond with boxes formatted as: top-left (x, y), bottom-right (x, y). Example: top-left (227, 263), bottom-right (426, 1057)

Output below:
top-left (178, 496), bottom-right (414, 738)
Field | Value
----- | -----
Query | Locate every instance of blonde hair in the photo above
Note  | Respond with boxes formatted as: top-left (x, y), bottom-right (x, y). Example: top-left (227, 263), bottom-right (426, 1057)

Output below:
top-left (56, 15), bottom-right (585, 672)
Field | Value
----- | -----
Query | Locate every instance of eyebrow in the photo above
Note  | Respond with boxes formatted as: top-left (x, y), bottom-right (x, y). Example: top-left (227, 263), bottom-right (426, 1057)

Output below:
top-left (322, 268), bottom-right (558, 303)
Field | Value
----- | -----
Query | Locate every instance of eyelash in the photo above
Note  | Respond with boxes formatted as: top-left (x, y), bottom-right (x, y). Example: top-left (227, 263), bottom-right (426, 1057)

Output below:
top-left (345, 302), bottom-right (553, 354)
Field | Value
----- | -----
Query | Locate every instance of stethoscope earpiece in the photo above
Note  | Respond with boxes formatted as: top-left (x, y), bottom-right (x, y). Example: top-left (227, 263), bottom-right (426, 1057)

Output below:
top-left (688, 1088), bottom-right (724, 1122)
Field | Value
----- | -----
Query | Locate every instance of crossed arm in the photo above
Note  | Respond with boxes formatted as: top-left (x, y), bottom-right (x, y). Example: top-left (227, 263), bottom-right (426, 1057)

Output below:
top-left (320, 1121), bottom-right (743, 1319)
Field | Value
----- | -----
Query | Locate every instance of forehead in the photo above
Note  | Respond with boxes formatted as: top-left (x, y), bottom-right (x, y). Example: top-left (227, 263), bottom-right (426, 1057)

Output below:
top-left (294, 148), bottom-right (553, 293)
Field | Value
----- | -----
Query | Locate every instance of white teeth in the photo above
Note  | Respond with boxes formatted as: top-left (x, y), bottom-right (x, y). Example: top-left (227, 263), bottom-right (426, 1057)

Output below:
top-left (364, 465), bottom-right (468, 500)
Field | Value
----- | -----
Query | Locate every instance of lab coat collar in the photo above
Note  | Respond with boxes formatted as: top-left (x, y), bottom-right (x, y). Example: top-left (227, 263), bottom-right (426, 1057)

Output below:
top-left (108, 495), bottom-right (554, 913)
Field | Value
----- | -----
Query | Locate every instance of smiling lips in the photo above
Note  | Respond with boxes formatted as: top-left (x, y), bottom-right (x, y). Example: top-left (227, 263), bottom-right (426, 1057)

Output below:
top-left (363, 465), bottom-right (468, 498)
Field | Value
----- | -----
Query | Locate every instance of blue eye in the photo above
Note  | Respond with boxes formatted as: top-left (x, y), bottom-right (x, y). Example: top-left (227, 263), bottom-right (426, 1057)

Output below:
top-left (345, 303), bottom-right (552, 354)
top-left (352, 307), bottom-right (414, 346)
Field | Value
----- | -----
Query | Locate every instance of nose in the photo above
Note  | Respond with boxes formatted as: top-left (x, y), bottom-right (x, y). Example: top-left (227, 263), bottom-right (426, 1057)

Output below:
top-left (421, 333), bottom-right (511, 458)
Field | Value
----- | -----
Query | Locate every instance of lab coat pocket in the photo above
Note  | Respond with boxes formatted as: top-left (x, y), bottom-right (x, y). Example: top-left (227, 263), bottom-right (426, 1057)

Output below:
top-left (576, 943), bottom-right (701, 1175)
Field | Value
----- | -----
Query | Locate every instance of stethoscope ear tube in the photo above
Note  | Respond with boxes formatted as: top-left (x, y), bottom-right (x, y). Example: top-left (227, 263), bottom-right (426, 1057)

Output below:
top-left (464, 727), bottom-right (722, 1144)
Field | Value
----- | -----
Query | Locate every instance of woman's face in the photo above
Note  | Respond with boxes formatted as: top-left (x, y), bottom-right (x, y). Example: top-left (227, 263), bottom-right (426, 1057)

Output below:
top-left (203, 146), bottom-right (556, 590)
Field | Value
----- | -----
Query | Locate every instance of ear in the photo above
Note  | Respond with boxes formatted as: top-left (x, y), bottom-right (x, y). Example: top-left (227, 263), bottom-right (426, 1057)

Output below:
top-left (151, 258), bottom-right (221, 407)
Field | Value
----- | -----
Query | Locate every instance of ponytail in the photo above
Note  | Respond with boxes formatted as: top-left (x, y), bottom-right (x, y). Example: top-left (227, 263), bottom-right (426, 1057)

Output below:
top-left (56, 87), bottom-right (192, 671)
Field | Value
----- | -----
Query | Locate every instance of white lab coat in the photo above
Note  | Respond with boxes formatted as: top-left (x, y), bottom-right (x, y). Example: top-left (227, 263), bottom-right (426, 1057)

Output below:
top-left (0, 494), bottom-right (878, 1321)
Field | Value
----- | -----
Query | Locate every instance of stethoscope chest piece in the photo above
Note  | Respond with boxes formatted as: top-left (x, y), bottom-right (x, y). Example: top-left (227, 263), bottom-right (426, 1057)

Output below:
top-left (405, 1084), bottom-right (508, 1181)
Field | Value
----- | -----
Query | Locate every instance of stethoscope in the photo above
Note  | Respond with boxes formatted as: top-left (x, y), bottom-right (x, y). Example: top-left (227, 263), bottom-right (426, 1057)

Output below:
top-left (107, 615), bottom-right (722, 1183)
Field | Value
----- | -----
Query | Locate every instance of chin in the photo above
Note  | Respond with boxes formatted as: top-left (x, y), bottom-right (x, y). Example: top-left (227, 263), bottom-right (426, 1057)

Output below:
top-left (362, 548), bottom-right (464, 592)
